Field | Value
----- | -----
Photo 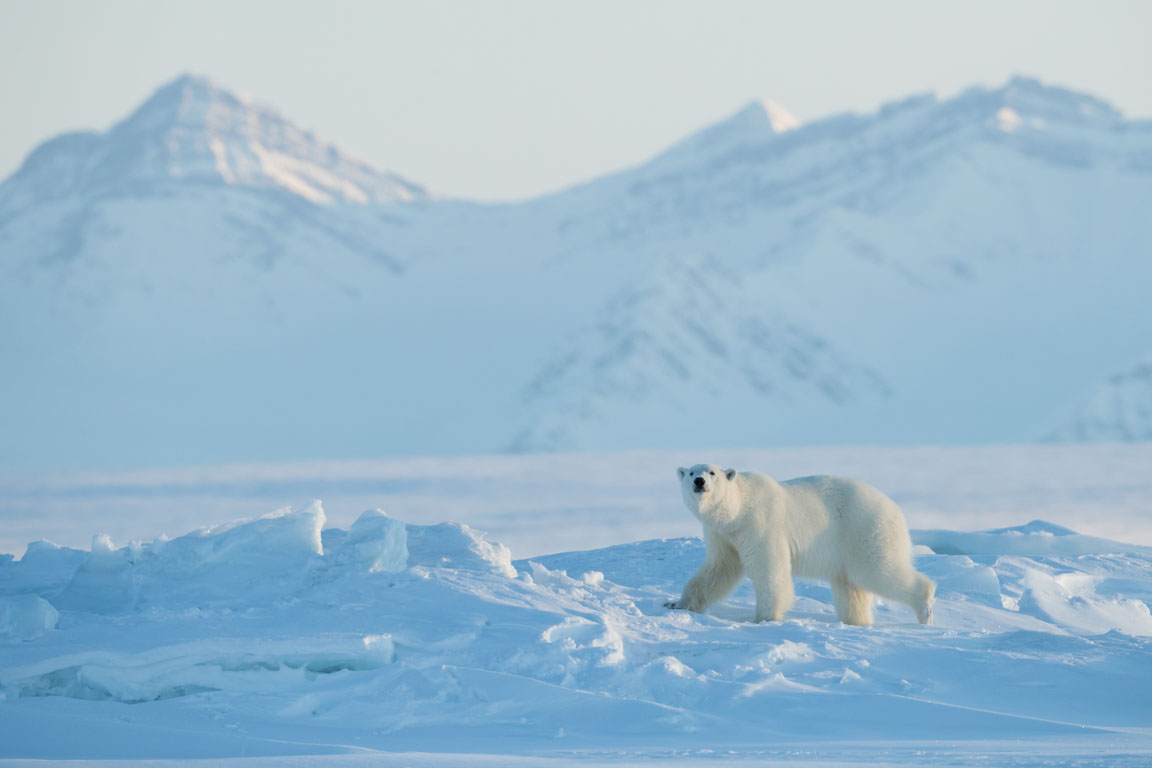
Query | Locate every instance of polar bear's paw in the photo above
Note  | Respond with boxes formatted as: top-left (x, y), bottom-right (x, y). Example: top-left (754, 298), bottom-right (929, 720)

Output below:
top-left (664, 599), bottom-right (698, 612)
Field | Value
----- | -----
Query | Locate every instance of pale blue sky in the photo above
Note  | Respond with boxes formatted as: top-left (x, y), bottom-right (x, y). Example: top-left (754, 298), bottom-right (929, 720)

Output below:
top-left (1, 0), bottom-right (1149, 201)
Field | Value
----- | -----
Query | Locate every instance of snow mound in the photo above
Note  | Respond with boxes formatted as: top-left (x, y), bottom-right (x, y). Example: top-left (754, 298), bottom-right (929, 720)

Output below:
top-left (321, 511), bottom-right (515, 575)
top-left (912, 519), bottom-right (1152, 556)
top-left (1014, 562), bottom-right (1152, 636)
top-left (917, 554), bottom-right (1003, 606)
top-left (5, 502), bottom-right (517, 619)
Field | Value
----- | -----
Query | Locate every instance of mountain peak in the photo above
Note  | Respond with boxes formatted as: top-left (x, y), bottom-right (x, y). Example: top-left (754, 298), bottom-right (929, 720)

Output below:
top-left (731, 99), bottom-right (801, 134)
top-left (5, 73), bottom-right (426, 206)
top-left (110, 72), bottom-right (258, 143)
top-left (650, 98), bottom-right (800, 169)
top-left (120, 72), bottom-right (250, 126)
top-left (958, 75), bottom-right (1125, 129)
top-left (104, 73), bottom-right (427, 203)
top-left (152, 72), bottom-right (236, 99)
top-left (163, 72), bottom-right (231, 94)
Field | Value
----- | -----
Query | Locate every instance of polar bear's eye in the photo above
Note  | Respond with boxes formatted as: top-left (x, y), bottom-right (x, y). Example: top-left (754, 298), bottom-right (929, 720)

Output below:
top-left (710, 471), bottom-right (715, 476)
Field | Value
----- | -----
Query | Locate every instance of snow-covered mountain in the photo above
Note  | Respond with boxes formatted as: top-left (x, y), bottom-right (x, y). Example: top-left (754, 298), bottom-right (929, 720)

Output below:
top-left (1052, 358), bottom-right (1152, 441)
top-left (507, 77), bottom-right (1152, 449)
top-left (1, 74), bottom-right (1150, 469)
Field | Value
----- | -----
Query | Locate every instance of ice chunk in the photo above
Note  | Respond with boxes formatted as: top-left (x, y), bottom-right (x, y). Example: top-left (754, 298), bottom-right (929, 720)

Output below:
top-left (405, 522), bottom-right (515, 577)
top-left (46, 503), bottom-right (329, 612)
top-left (133, 502), bottom-right (326, 606)
top-left (334, 509), bottom-right (408, 573)
top-left (52, 535), bottom-right (136, 614)
top-left (5, 540), bottom-right (88, 596)
top-left (0, 595), bottom-right (60, 641)
top-left (156, 501), bottom-right (325, 578)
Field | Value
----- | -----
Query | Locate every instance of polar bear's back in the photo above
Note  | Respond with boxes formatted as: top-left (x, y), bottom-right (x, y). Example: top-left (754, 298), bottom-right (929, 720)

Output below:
top-left (776, 474), bottom-right (914, 577)
top-left (779, 474), bottom-right (907, 529)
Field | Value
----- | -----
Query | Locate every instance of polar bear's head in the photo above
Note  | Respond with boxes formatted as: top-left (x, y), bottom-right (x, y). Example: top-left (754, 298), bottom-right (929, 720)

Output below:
top-left (677, 464), bottom-right (736, 510)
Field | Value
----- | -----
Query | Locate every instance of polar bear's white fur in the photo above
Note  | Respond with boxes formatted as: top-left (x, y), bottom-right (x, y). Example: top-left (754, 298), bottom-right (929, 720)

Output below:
top-left (666, 464), bottom-right (935, 626)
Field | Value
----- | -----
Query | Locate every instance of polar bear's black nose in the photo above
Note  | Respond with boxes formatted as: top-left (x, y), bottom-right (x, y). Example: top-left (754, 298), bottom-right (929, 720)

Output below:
top-left (693, 477), bottom-right (705, 488)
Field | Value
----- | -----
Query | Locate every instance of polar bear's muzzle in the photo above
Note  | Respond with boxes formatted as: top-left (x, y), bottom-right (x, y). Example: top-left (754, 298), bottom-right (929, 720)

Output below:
top-left (693, 476), bottom-right (707, 493)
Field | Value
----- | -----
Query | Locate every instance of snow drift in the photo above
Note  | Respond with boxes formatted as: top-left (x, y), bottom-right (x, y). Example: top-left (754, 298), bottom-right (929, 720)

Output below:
top-left (3, 503), bottom-right (1152, 762)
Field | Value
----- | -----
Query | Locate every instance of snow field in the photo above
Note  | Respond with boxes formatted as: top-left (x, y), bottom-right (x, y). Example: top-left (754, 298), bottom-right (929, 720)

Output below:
top-left (2, 499), bottom-right (1152, 763)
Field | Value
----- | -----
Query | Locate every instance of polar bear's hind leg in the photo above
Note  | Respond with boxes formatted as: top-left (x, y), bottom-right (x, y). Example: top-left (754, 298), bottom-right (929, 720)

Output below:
top-left (831, 573), bottom-right (874, 625)
top-left (852, 563), bottom-right (936, 625)
top-left (914, 573), bottom-right (935, 625)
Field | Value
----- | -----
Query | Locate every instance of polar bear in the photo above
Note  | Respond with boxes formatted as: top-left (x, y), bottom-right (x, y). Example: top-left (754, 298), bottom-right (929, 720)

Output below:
top-left (665, 464), bottom-right (934, 626)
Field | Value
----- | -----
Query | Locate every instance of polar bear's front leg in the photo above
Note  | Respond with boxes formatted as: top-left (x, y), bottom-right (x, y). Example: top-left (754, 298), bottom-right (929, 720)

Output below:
top-left (665, 533), bottom-right (743, 613)
top-left (743, 544), bottom-right (795, 622)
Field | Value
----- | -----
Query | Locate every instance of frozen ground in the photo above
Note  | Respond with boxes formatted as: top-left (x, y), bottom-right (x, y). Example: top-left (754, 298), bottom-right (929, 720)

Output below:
top-left (2, 445), bottom-right (1152, 766)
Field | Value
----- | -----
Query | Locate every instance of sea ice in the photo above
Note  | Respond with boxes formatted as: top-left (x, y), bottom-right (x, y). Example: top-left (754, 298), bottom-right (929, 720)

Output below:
top-left (1, 505), bottom-right (1151, 764)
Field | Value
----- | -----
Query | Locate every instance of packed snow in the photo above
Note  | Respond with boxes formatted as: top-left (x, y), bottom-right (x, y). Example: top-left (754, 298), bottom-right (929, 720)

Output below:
top-left (3, 448), bottom-right (1152, 766)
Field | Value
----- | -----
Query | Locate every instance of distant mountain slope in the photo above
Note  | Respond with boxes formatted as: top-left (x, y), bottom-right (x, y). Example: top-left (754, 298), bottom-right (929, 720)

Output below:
top-left (1052, 359), bottom-right (1152, 442)
top-left (508, 258), bottom-right (890, 452)
top-left (505, 77), bottom-right (1152, 450)
top-left (1, 74), bottom-right (1150, 469)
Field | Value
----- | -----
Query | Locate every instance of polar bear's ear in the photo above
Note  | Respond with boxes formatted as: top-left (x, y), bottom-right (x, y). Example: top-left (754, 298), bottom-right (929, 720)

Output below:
top-left (677, 467), bottom-right (686, 479)
top-left (725, 468), bottom-right (736, 481)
